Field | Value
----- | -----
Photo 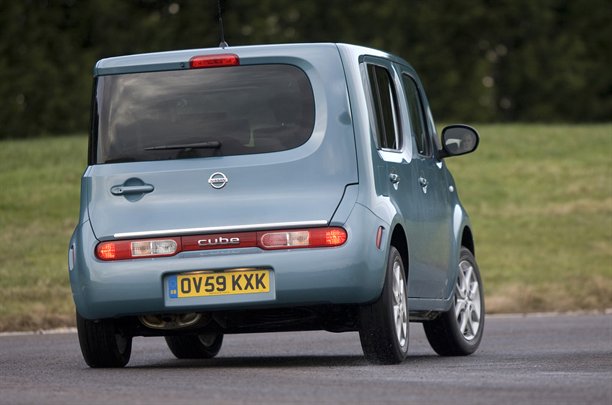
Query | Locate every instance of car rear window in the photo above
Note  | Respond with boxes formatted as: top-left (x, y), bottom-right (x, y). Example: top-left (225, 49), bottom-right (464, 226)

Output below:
top-left (93, 64), bottom-right (315, 164)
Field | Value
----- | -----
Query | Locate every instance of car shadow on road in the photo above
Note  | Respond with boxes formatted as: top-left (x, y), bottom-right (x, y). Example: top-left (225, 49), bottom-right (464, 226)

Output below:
top-left (132, 355), bottom-right (367, 369)
top-left (129, 353), bottom-right (446, 369)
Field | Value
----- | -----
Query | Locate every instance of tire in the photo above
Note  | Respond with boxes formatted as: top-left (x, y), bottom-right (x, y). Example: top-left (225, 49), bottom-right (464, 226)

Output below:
top-left (165, 332), bottom-right (224, 359)
top-left (358, 246), bottom-right (409, 364)
top-left (423, 247), bottom-right (484, 356)
top-left (76, 312), bottom-right (132, 368)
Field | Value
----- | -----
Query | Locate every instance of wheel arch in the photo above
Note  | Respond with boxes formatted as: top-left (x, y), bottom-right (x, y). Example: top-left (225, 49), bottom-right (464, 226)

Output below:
top-left (390, 224), bottom-right (409, 278)
top-left (461, 226), bottom-right (475, 256)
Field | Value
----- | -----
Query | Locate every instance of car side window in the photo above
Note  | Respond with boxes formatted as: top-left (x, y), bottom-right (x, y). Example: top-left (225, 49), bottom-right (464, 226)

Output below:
top-left (401, 74), bottom-right (430, 156)
top-left (366, 64), bottom-right (401, 151)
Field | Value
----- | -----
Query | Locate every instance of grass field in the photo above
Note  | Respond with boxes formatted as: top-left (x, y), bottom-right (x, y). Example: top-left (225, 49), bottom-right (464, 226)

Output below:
top-left (446, 124), bottom-right (612, 313)
top-left (0, 124), bottom-right (610, 331)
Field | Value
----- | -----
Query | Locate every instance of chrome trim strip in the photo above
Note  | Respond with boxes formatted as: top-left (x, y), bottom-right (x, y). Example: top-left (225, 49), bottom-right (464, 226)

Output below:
top-left (113, 220), bottom-right (329, 239)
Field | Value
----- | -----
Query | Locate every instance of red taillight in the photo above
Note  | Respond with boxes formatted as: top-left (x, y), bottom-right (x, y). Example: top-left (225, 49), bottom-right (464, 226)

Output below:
top-left (189, 54), bottom-right (239, 69)
top-left (96, 241), bottom-right (117, 260)
top-left (96, 238), bottom-right (180, 261)
top-left (323, 228), bottom-right (348, 246)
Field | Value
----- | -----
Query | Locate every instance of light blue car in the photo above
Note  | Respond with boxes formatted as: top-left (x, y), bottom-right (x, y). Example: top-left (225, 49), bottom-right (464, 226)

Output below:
top-left (69, 43), bottom-right (484, 367)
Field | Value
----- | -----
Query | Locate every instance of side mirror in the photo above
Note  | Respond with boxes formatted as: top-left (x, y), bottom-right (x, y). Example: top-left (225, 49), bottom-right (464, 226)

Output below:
top-left (439, 125), bottom-right (479, 158)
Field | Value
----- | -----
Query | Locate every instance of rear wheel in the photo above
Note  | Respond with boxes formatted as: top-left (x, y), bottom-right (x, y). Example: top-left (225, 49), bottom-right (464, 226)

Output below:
top-left (358, 246), bottom-right (409, 364)
top-left (76, 312), bottom-right (132, 368)
top-left (165, 332), bottom-right (224, 359)
top-left (423, 247), bottom-right (484, 356)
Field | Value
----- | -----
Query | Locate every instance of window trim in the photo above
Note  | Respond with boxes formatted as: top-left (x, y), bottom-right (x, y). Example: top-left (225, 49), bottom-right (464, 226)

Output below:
top-left (400, 72), bottom-right (432, 158)
top-left (362, 60), bottom-right (403, 153)
top-left (91, 64), bottom-right (316, 165)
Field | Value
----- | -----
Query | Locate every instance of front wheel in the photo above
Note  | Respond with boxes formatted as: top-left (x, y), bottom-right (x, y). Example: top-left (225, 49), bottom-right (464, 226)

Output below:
top-left (358, 246), bottom-right (409, 364)
top-left (423, 247), bottom-right (484, 356)
top-left (76, 312), bottom-right (132, 368)
top-left (165, 332), bottom-right (224, 359)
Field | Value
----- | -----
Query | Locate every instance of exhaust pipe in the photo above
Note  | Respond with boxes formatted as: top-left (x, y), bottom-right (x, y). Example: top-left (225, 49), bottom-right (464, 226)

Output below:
top-left (139, 312), bottom-right (207, 330)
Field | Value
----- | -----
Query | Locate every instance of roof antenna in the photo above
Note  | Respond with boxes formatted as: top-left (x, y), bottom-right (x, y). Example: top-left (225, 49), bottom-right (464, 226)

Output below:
top-left (217, 0), bottom-right (229, 49)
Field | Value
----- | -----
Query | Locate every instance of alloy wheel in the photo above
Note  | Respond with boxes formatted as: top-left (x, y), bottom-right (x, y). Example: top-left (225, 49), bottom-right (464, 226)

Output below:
top-left (392, 258), bottom-right (408, 348)
top-left (454, 260), bottom-right (482, 341)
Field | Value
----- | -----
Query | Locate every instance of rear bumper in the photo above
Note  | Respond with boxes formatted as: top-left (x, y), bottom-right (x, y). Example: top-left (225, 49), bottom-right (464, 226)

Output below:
top-left (69, 204), bottom-right (389, 319)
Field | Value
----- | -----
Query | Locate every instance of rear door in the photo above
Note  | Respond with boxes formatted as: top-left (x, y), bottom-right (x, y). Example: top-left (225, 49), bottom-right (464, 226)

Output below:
top-left (362, 58), bottom-right (432, 297)
top-left (397, 70), bottom-right (454, 298)
top-left (362, 58), bottom-right (452, 299)
top-left (86, 47), bottom-right (358, 240)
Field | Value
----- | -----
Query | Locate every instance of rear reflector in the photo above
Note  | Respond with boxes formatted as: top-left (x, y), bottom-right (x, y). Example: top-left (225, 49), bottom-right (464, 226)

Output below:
top-left (189, 54), bottom-right (239, 69)
top-left (376, 226), bottom-right (384, 249)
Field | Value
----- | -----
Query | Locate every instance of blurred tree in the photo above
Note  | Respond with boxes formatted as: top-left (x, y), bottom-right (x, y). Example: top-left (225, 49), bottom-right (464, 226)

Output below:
top-left (0, 0), bottom-right (609, 138)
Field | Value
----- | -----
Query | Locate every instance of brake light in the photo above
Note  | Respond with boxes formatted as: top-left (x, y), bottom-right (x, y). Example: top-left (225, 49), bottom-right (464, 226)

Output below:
top-left (189, 54), bottom-right (239, 69)
top-left (97, 242), bottom-right (117, 260)
top-left (324, 228), bottom-right (348, 246)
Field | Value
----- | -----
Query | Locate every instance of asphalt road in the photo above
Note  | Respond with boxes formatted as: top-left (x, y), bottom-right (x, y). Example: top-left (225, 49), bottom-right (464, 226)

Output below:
top-left (1, 313), bottom-right (610, 404)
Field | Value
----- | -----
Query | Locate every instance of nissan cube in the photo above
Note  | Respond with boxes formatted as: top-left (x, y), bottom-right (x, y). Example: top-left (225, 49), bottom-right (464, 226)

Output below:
top-left (69, 43), bottom-right (484, 367)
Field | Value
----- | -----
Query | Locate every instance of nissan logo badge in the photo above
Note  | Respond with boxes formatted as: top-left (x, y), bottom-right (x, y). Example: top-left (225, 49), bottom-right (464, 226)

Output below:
top-left (208, 172), bottom-right (228, 189)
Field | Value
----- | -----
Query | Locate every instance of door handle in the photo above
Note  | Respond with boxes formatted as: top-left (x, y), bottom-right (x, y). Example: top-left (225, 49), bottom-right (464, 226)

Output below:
top-left (418, 177), bottom-right (428, 187)
top-left (389, 173), bottom-right (400, 184)
top-left (111, 184), bottom-right (154, 196)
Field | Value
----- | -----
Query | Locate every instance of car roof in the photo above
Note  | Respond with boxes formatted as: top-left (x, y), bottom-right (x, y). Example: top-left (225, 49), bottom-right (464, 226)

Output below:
top-left (94, 43), bottom-right (411, 76)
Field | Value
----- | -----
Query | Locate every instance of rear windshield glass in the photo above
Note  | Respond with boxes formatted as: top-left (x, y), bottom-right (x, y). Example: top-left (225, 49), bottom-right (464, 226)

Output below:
top-left (93, 64), bottom-right (315, 164)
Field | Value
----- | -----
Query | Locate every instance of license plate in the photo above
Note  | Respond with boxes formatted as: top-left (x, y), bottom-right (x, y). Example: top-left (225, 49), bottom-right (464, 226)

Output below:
top-left (168, 269), bottom-right (270, 298)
